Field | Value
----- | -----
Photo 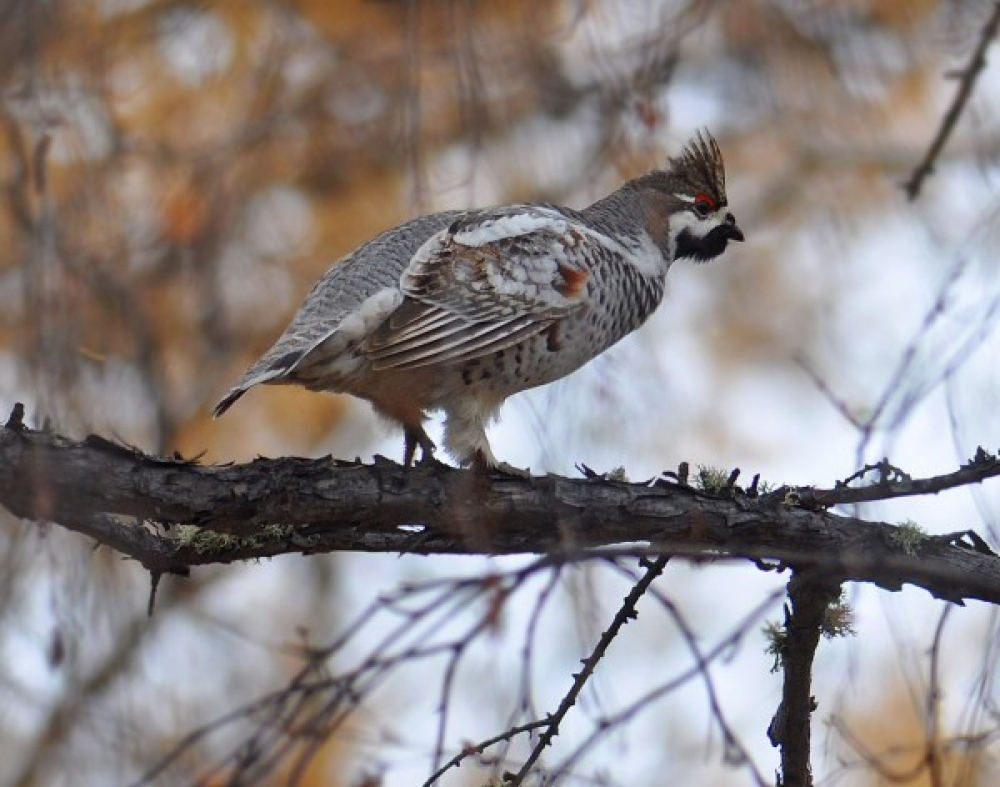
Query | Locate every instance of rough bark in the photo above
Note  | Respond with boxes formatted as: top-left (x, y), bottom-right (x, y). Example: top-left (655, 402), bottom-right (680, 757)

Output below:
top-left (769, 573), bottom-right (843, 787)
top-left (1, 417), bottom-right (999, 606)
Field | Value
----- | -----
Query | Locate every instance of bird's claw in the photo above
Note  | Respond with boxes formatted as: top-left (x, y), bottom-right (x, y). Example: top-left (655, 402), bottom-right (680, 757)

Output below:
top-left (491, 461), bottom-right (533, 479)
top-left (470, 450), bottom-right (532, 479)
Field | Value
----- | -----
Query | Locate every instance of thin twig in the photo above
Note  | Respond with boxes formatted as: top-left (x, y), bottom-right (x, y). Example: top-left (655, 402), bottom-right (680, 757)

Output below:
top-left (602, 559), bottom-right (770, 784)
top-left (510, 567), bottom-right (564, 740)
top-left (851, 252), bottom-right (970, 467)
top-left (643, 582), bottom-right (769, 783)
top-left (793, 446), bottom-right (1000, 508)
top-left (422, 720), bottom-right (549, 786)
top-left (549, 588), bottom-right (784, 784)
top-left (903, 2), bottom-right (1000, 200)
top-left (926, 606), bottom-right (953, 787)
top-left (506, 556), bottom-right (670, 784)
top-left (793, 355), bottom-right (863, 430)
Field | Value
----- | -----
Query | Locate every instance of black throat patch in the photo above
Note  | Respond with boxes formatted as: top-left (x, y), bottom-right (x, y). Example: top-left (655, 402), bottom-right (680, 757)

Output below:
top-left (675, 224), bottom-right (737, 263)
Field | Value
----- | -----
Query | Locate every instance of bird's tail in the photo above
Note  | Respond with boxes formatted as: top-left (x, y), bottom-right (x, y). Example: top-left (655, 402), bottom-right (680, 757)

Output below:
top-left (212, 387), bottom-right (248, 418)
top-left (212, 365), bottom-right (291, 418)
top-left (213, 347), bottom-right (307, 418)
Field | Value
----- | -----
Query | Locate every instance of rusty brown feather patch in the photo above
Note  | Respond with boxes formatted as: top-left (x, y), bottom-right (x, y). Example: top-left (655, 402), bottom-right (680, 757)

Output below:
top-left (555, 264), bottom-right (588, 299)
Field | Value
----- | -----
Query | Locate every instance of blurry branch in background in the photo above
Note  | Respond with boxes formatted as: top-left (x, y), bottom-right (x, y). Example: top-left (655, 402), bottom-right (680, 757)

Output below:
top-left (504, 556), bottom-right (672, 786)
top-left (428, 557), bottom-right (777, 786)
top-left (130, 557), bottom-right (781, 785)
top-left (903, 1), bottom-right (1000, 200)
top-left (138, 557), bottom-right (566, 785)
top-left (796, 238), bottom-right (1000, 479)
top-left (8, 568), bottom-right (225, 787)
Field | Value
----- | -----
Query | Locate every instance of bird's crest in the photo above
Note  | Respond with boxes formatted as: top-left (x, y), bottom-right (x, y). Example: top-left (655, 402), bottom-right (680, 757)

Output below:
top-left (668, 130), bottom-right (727, 202)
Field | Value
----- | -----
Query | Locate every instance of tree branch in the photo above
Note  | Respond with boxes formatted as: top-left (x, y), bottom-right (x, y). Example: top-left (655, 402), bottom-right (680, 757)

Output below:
top-left (768, 573), bottom-right (843, 787)
top-left (792, 451), bottom-right (1000, 508)
top-left (2, 414), bottom-right (1000, 605)
top-left (903, 1), bottom-right (1000, 200)
top-left (506, 555), bottom-right (670, 785)
top-left (421, 720), bottom-right (549, 786)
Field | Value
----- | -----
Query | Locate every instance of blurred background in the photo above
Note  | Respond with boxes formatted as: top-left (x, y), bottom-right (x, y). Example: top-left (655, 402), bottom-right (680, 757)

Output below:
top-left (2, 0), bottom-right (1000, 784)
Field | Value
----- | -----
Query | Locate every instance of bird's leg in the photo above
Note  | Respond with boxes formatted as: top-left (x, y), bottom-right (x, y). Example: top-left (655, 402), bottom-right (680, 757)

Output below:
top-left (403, 425), bottom-right (439, 467)
top-left (416, 431), bottom-right (439, 466)
top-left (403, 429), bottom-right (417, 466)
top-left (444, 407), bottom-right (532, 478)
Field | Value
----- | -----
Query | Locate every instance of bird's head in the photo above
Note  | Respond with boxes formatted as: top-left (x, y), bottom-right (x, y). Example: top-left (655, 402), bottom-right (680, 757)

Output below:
top-left (636, 130), bottom-right (744, 263)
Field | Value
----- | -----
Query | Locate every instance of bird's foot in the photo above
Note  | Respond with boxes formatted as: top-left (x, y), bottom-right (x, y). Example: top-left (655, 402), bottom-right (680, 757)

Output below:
top-left (417, 451), bottom-right (451, 470)
top-left (404, 425), bottom-right (451, 469)
top-left (471, 450), bottom-right (532, 479)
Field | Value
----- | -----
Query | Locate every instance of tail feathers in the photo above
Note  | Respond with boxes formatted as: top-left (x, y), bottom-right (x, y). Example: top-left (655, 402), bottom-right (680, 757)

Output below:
top-left (212, 348), bottom-right (316, 418)
top-left (212, 364), bottom-right (291, 418)
top-left (212, 387), bottom-right (248, 418)
top-left (213, 348), bottom-right (308, 418)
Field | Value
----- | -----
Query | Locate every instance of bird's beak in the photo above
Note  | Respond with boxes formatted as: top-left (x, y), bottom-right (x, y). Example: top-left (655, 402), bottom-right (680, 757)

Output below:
top-left (724, 213), bottom-right (744, 243)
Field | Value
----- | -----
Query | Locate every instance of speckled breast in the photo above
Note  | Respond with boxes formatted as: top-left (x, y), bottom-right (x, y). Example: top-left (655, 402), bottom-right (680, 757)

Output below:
top-left (441, 257), bottom-right (666, 399)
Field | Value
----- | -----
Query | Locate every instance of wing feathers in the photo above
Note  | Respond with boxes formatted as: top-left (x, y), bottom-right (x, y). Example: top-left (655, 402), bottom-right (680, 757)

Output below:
top-left (370, 316), bottom-right (549, 370)
top-left (379, 306), bottom-right (457, 345)
top-left (363, 206), bottom-right (595, 371)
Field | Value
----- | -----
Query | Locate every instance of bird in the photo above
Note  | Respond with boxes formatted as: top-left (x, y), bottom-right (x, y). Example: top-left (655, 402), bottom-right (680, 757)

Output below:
top-left (213, 130), bottom-right (743, 472)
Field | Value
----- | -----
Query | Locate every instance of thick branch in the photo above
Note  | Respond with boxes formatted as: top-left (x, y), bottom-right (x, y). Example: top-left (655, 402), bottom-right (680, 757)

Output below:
top-left (1, 420), bottom-right (1000, 605)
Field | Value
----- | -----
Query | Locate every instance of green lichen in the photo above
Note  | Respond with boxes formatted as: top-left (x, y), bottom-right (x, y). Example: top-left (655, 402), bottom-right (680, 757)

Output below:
top-left (890, 520), bottom-right (926, 556)
top-left (821, 592), bottom-right (856, 640)
top-left (756, 479), bottom-right (776, 495)
top-left (763, 620), bottom-right (788, 674)
top-left (174, 523), bottom-right (295, 554)
top-left (695, 465), bottom-right (731, 493)
top-left (763, 591), bottom-right (855, 673)
top-left (174, 525), bottom-right (241, 554)
top-left (607, 466), bottom-right (629, 482)
top-left (258, 523), bottom-right (295, 541)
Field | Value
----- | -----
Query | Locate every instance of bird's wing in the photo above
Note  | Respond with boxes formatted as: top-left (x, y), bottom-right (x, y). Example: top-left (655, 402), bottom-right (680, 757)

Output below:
top-left (365, 206), bottom-right (595, 370)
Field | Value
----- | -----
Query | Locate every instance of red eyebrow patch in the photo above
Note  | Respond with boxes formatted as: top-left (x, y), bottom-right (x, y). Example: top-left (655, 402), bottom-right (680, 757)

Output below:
top-left (694, 192), bottom-right (716, 210)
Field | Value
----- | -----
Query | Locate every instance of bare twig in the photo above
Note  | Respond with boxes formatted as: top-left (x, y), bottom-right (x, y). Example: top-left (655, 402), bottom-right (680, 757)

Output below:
top-left (926, 606), bottom-right (953, 787)
top-left (828, 712), bottom-right (1000, 784)
top-left (848, 252), bottom-right (972, 466)
top-left (138, 560), bottom-right (561, 786)
top-left (422, 720), bottom-right (548, 786)
top-left (903, 2), bottom-right (1000, 199)
top-left (549, 588), bottom-right (784, 784)
top-left (506, 556), bottom-right (670, 784)
top-left (793, 355), bottom-right (863, 430)
top-left (506, 567), bottom-right (564, 754)
top-left (792, 447), bottom-right (1000, 508)
top-left (641, 579), bottom-right (769, 782)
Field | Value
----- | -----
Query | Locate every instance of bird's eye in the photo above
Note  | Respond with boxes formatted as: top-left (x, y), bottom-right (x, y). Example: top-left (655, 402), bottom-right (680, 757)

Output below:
top-left (693, 193), bottom-right (715, 217)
